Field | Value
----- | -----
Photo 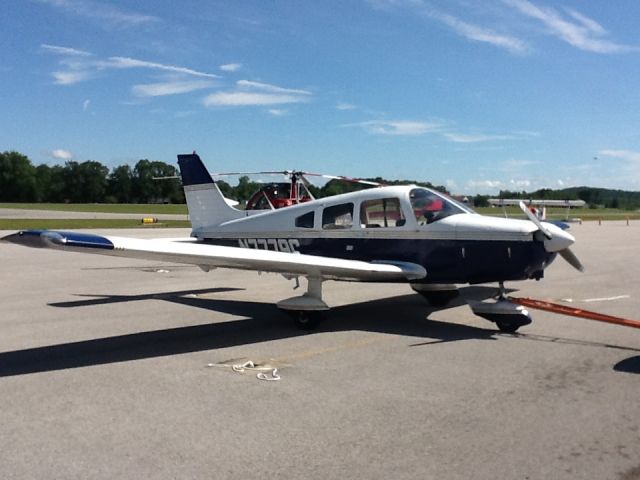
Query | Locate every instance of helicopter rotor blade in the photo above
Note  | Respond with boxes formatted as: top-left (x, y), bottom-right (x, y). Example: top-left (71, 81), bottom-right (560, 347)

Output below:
top-left (302, 172), bottom-right (382, 186)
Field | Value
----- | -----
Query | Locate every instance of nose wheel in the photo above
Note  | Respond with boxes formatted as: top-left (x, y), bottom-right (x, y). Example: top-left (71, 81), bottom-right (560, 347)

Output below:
top-left (468, 282), bottom-right (533, 333)
top-left (494, 319), bottom-right (524, 333)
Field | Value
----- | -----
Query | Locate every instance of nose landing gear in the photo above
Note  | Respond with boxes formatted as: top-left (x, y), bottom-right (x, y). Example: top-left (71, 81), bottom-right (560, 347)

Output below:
top-left (468, 282), bottom-right (533, 333)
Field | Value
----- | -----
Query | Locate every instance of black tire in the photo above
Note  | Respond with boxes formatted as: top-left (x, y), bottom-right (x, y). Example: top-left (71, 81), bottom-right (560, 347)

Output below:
top-left (496, 320), bottom-right (520, 333)
top-left (292, 310), bottom-right (322, 330)
top-left (419, 290), bottom-right (459, 308)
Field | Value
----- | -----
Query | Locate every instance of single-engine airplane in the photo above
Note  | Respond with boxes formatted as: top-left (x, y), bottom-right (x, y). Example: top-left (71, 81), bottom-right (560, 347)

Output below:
top-left (3, 153), bottom-right (584, 333)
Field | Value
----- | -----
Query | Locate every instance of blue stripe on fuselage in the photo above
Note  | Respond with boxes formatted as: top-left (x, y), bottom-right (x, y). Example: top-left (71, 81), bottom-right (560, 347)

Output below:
top-left (203, 236), bottom-right (552, 284)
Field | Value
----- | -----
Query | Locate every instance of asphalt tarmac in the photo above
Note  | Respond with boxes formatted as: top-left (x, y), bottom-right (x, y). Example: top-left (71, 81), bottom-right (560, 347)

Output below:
top-left (0, 222), bottom-right (639, 480)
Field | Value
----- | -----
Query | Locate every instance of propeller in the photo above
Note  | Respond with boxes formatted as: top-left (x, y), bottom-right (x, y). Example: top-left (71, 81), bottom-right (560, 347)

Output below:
top-left (519, 201), bottom-right (584, 272)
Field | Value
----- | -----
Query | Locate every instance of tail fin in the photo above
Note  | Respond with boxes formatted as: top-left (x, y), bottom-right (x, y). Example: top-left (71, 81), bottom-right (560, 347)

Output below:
top-left (177, 153), bottom-right (244, 230)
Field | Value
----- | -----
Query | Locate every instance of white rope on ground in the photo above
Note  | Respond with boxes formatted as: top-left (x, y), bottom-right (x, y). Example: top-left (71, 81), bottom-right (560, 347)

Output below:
top-left (257, 368), bottom-right (280, 381)
top-left (207, 360), bottom-right (281, 381)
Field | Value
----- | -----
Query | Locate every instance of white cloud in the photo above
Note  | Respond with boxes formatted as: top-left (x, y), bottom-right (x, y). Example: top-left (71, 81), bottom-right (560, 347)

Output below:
top-left (509, 179), bottom-right (531, 188)
top-left (268, 109), bottom-right (287, 116)
top-left (100, 57), bottom-right (219, 78)
top-left (83, 99), bottom-right (90, 111)
top-left (503, 0), bottom-right (637, 53)
top-left (132, 79), bottom-right (216, 97)
top-left (443, 132), bottom-right (513, 143)
top-left (494, 159), bottom-right (540, 175)
top-left (236, 80), bottom-right (312, 96)
top-left (204, 80), bottom-right (312, 107)
top-left (52, 70), bottom-right (93, 85)
top-left (368, 0), bottom-right (529, 54)
top-left (597, 149), bottom-right (640, 163)
top-left (220, 63), bottom-right (242, 72)
top-left (427, 9), bottom-right (529, 54)
top-left (346, 120), bottom-right (444, 136)
top-left (204, 92), bottom-right (308, 107)
top-left (564, 8), bottom-right (606, 36)
top-left (466, 176), bottom-right (568, 194)
top-left (35, 0), bottom-right (159, 27)
top-left (512, 130), bottom-right (541, 137)
top-left (43, 46), bottom-right (220, 86)
top-left (467, 179), bottom-right (506, 190)
top-left (336, 103), bottom-right (357, 111)
top-left (50, 149), bottom-right (73, 160)
top-left (41, 43), bottom-right (91, 56)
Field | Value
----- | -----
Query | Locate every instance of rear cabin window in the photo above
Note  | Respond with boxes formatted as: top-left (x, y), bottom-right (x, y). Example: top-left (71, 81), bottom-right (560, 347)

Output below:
top-left (295, 211), bottom-right (315, 229)
top-left (322, 203), bottom-right (354, 229)
top-left (360, 198), bottom-right (406, 228)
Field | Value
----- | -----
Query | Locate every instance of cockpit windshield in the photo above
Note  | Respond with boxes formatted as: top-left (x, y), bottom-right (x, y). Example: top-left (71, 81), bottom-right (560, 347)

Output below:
top-left (409, 188), bottom-right (470, 225)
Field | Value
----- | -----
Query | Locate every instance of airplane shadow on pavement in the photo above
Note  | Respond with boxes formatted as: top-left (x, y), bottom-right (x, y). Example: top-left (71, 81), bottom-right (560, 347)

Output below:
top-left (0, 285), bottom-right (637, 377)
top-left (0, 286), bottom-right (498, 377)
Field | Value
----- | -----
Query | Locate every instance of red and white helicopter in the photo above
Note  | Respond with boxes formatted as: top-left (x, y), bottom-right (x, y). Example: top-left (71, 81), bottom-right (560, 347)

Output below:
top-left (176, 168), bottom-right (379, 211)
top-left (3, 153), bottom-right (583, 333)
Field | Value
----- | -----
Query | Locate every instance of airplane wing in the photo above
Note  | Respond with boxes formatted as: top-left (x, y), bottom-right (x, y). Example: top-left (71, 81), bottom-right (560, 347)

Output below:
top-left (3, 230), bottom-right (426, 282)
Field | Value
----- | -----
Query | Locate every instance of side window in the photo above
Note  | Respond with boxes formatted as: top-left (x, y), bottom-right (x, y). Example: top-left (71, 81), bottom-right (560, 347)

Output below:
top-left (295, 211), bottom-right (315, 229)
top-left (360, 198), bottom-right (406, 228)
top-left (253, 193), bottom-right (272, 210)
top-left (322, 203), bottom-right (354, 229)
top-left (409, 188), bottom-right (463, 224)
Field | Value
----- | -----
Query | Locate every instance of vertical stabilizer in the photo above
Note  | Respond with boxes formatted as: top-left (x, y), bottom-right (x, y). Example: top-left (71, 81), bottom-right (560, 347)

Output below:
top-left (178, 153), bottom-right (244, 230)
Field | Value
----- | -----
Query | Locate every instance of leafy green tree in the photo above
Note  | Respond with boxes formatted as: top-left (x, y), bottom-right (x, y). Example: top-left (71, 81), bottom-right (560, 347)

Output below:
top-left (320, 179), bottom-right (367, 197)
top-left (77, 161), bottom-right (109, 202)
top-left (34, 164), bottom-right (52, 202)
top-left (46, 165), bottom-right (68, 202)
top-left (107, 165), bottom-right (133, 203)
top-left (58, 160), bottom-right (109, 202)
top-left (132, 159), bottom-right (183, 203)
top-left (0, 151), bottom-right (37, 201)
top-left (473, 195), bottom-right (490, 207)
top-left (215, 179), bottom-right (234, 200)
top-left (234, 176), bottom-right (262, 203)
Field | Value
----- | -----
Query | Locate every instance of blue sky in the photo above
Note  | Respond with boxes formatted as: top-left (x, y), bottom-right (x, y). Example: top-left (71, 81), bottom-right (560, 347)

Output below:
top-left (2, 0), bottom-right (640, 194)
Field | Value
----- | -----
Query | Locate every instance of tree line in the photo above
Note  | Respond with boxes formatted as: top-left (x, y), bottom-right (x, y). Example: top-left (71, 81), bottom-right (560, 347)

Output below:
top-left (0, 151), bottom-right (184, 204)
top-left (0, 150), bottom-right (450, 205)
top-left (2, 150), bottom-right (637, 208)
top-left (497, 187), bottom-right (640, 210)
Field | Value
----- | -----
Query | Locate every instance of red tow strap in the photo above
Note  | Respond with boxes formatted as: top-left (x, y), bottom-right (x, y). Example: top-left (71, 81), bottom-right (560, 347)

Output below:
top-left (511, 297), bottom-right (640, 330)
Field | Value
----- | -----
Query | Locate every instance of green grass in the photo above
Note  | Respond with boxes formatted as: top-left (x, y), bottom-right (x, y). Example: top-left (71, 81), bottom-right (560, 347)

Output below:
top-left (0, 219), bottom-right (192, 230)
top-left (0, 203), bottom-right (188, 214)
top-left (1, 203), bottom-right (638, 225)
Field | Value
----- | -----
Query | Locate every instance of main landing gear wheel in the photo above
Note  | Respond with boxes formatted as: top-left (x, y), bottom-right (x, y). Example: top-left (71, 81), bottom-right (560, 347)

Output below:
top-left (289, 310), bottom-right (323, 330)
top-left (420, 290), bottom-right (459, 308)
top-left (277, 278), bottom-right (328, 330)
top-left (411, 284), bottom-right (459, 308)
